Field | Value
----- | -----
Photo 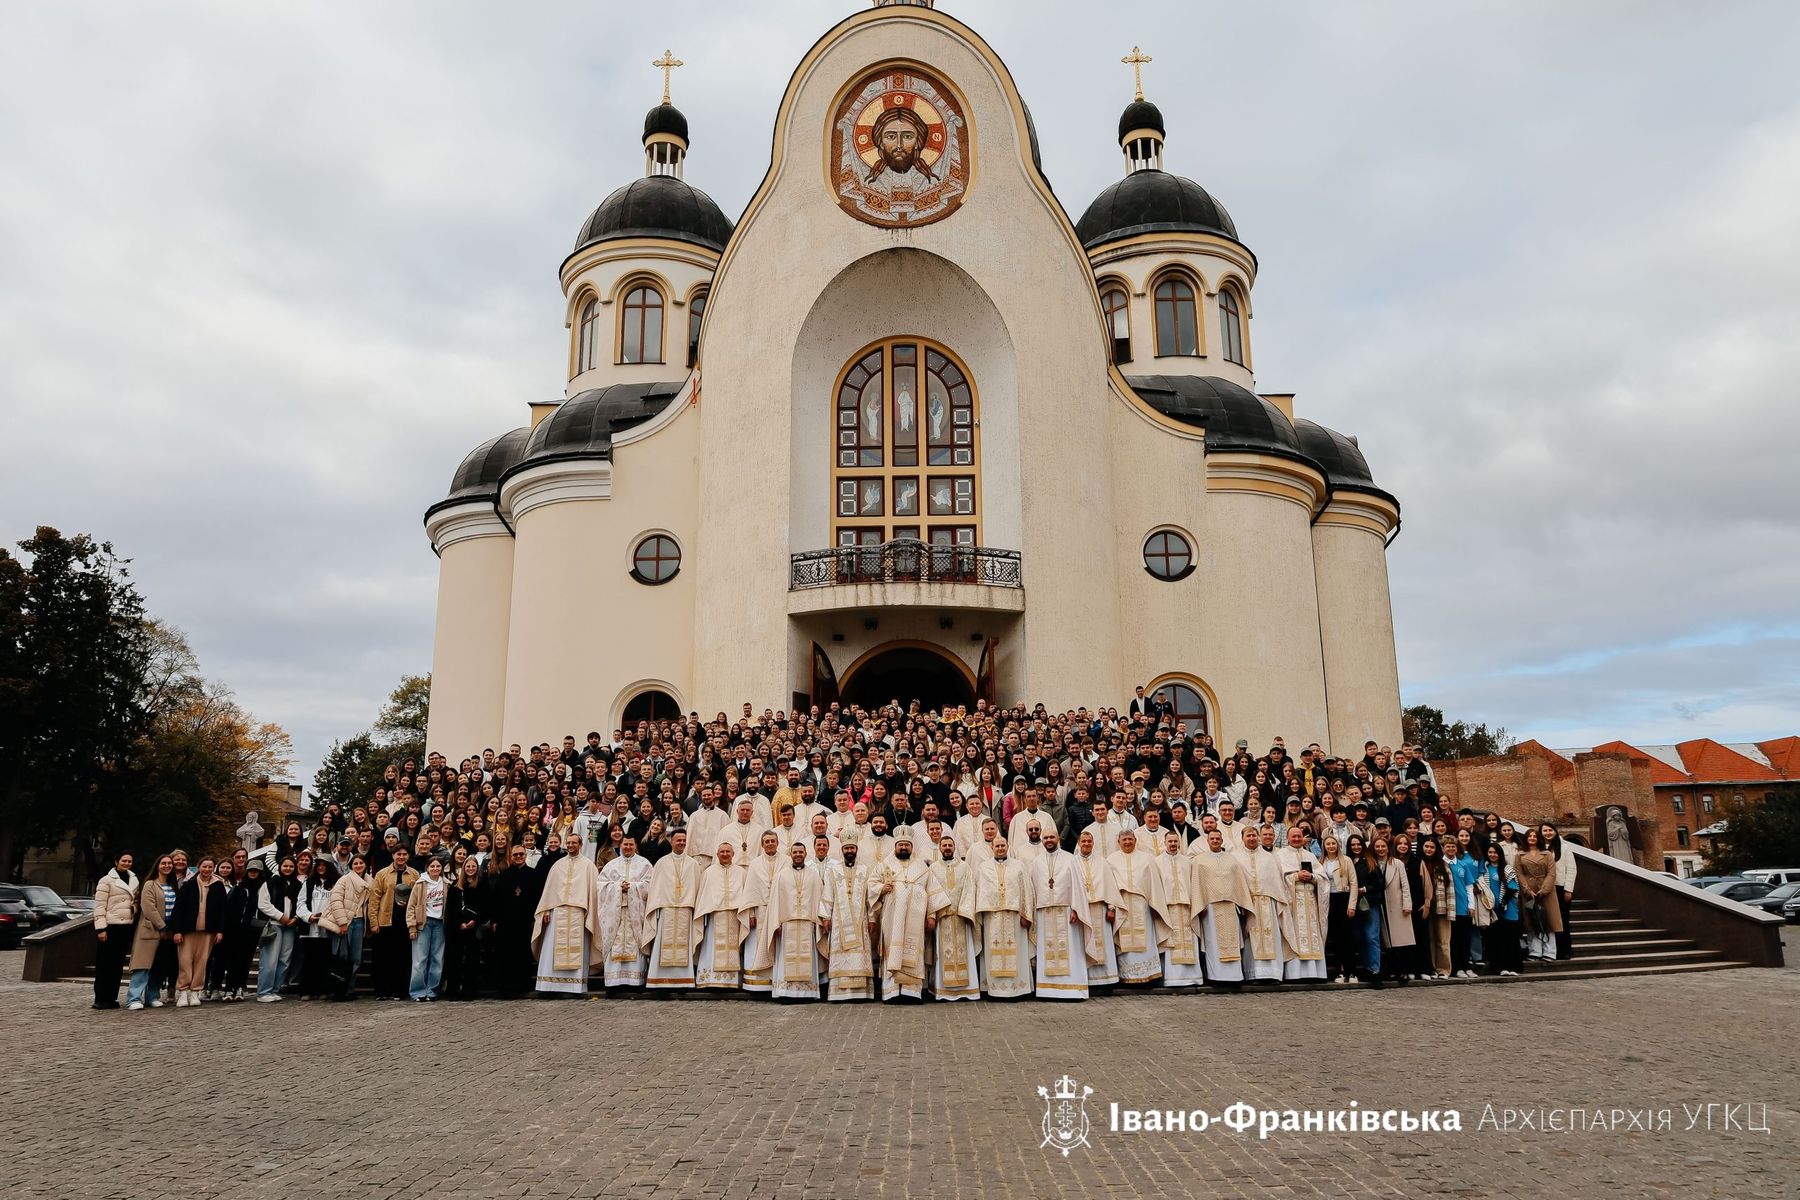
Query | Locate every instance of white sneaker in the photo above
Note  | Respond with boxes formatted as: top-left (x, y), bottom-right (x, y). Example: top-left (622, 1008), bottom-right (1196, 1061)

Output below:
top-left (127, 1001), bottom-right (145, 1011)
top-left (148, 998), bottom-right (165, 1008)
top-left (255, 994), bottom-right (278, 1003)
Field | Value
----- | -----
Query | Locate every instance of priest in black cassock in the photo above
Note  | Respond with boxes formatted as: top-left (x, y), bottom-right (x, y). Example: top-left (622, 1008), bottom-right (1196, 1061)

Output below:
top-left (491, 842), bottom-right (544, 997)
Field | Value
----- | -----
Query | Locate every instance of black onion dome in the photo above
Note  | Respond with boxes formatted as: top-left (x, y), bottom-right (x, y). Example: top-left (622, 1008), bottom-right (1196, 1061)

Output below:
top-left (426, 426), bottom-right (530, 518)
top-left (642, 103), bottom-right (689, 144)
top-left (1294, 418), bottom-right (1397, 504)
top-left (510, 382), bottom-right (687, 471)
top-left (1125, 374), bottom-right (1302, 459)
top-left (573, 176), bottom-right (734, 254)
top-left (1075, 170), bottom-right (1237, 249)
top-left (1118, 98), bottom-right (1166, 141)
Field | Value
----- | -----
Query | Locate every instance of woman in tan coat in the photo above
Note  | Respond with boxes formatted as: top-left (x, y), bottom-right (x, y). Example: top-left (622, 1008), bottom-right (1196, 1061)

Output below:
top-left (1513, 828), bottom-right (1562, 960)
top-left (1374, 838), bottom-right (1414, 983)
top-left (1417, 839), bottom-right (1453, 978)
top-left (127, 855), bottom-right (173, 1010)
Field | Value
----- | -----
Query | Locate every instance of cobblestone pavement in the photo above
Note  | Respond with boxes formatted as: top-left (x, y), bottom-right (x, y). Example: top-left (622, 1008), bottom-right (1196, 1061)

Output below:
top-left (2, 932), bottom-right (1797, 1200)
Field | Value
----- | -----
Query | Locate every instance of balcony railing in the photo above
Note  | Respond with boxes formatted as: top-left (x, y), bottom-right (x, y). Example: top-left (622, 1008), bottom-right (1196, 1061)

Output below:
top-left (790, 539), bottom-right (1023, 591)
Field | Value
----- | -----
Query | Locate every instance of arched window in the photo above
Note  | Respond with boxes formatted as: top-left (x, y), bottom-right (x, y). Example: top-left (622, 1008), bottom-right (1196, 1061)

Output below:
top-left (1101, 285), bottom-right (1132, 365)
top-left (1150, 678), bottom-right (1210, 737)
top-left (576, 297), bottom-right (600, 375)
top-left (1153, 276), bottom-right (1199, 357)
top-left (622, 689), bottom-right (681, 725)
top-left (1219, 285), bottom-right (1246, 366)
top-left (620, 284), bottom-right (664, 364)
top-left (687, 290), bottom-right (707, 369)
top-left (832, 338), bottom-right (979, 547)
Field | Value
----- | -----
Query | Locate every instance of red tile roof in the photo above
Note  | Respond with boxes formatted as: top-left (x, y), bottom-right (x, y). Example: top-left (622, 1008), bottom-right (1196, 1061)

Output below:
top-left (1755, 736), bottom-right (1800, 780)
top-left (1674, 739), bottom-right (1783, 785)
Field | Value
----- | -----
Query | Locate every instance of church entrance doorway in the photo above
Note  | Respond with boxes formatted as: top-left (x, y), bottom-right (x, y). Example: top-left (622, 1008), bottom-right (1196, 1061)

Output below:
top-left (838, 640), bottom-right (975, 713)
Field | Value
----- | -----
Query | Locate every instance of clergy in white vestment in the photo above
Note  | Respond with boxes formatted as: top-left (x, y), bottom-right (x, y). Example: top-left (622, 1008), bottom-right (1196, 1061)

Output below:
top-left (967, 816), bottom-right (1001, 864)
top-left (530, 847), bottom-right (604, 995)
top-left (806, 817), bottom-right (843, 864)
top-left (826, 794), bottom-right (858, 842)
top-left (1073, 829), bottom-right (1122, 987)
top-left (685, 797), bottom-right (731, 869)
top-left (1096, 802), bottom-right (1138, 856)
top-left (867, 828), bottom-right (945, 1002)
top-left (694, 843), bottom-right (760, 990)
top-left (1190, 829), bottom-right (1254, 985)
top-left (768, 841), bottom-right (830, 1000)
top-left (718, 798), bottom-right (767, 865)
top-left (1006, 796), bottom-right (1056, 852)
top-left (1154, 830), bottom-right (1204, 987)
top-left (1275, 825), bottom-right (1328, 981)
top-left (1010, 815), bottom-right (1048, 871)
top-left (973, 838), bottom-right (1034, 998)
top-left (1240, 826), bottom-right (1287, 981)
top-left (643, 831), bottom-right (703, 989)
top-left (861, 816), bottom-right (895, 867)
top-left (741, 831), bottom-right (786, 993)
top-left (772, 804), bottom-right (807, 856)
top-left (927, 835), bottom-right (981, 1000)
top-left (953, 796), bottom-right (990, 862)
top-left (1106, 830), bottom-right (1170, 985)
top-left (1138, 809), bottom-right (1172, 859)
top-left (596, 838), bottom-right (655, 988)
top-left (1030, 831), bottom-right (1097, 1000)
top-left (912, 820), bottom-right (948, 866)
top-left (821, 843), bottom-right (876, 1001)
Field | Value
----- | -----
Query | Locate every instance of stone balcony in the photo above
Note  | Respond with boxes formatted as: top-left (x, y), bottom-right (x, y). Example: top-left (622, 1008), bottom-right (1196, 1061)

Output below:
top-left (786, 540), bottom-right (1024, 615)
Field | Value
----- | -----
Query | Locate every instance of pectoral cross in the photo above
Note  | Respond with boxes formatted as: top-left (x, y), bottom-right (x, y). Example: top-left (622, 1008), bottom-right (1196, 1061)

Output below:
top-left (653, 49), bottom-right (684, 105)
top-left (1122, 46), bottom-right (1152, 102)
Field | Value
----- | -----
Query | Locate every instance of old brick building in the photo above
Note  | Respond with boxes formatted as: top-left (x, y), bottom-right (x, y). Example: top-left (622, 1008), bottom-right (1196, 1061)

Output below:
top-left (1431, 737), bottom-right (1799, 877)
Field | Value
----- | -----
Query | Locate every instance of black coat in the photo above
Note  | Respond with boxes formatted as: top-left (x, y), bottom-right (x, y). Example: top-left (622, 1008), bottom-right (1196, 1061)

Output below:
top-left (446, 879), bottom-right (488, 938)
top-left (172, 877), bottom-right (229, 934)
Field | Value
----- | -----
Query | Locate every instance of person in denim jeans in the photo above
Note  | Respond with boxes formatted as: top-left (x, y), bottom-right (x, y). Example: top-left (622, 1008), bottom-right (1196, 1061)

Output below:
top-left (407, 857), bottom-right (449, 1001)
top-left (256, 856), bottom-right (301, 1003)
top-left (327, 855), bottom-right (371, 1001)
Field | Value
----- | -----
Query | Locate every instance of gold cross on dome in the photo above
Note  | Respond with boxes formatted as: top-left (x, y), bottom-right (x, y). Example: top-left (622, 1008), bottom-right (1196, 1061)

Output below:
top-left (1122, 45), bottom-right (1153, 101)
top-left (652, 49), bottom-right (684, 105)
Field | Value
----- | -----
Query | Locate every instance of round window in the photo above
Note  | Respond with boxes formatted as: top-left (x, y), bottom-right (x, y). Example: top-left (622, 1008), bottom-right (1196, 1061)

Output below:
top-left (631, 535), bottom-right (681, 584)
top-left (1143, 530), bottom-right (1194, 581)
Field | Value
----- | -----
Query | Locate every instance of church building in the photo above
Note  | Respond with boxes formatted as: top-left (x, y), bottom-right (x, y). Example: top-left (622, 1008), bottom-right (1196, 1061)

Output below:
top-left (422, 0), bottom-right (1404, 756)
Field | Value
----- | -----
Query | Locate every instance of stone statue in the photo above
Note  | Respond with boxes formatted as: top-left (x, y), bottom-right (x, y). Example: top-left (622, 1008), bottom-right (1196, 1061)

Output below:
top-left (1603, 806), bottom-right (1633, 863)
top-left (236, 809), bottom-right (266, 854)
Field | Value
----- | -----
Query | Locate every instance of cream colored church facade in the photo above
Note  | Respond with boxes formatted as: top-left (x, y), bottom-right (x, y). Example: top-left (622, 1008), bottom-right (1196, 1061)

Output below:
top-left (423, 1), bottom-right (1403, 757)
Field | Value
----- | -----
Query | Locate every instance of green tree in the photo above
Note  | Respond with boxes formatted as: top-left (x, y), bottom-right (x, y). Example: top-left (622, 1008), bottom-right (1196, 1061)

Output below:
top-left (309, 731), bottom-right (388, 814)
top-left (1402, 704), bottom-right (1515, 761)
top-left (307, 673), bottom-right (430, 813)
top-left (0, 528), bottom-right (154, 881)
top-left (113, 622), bottom-right (293, 861)
top-left (1702, 789), bottom-right (1800, 875)
top-left (0, 531), bottom-right (293, 882)
top-left (374, 673), bottom-right (430, 767)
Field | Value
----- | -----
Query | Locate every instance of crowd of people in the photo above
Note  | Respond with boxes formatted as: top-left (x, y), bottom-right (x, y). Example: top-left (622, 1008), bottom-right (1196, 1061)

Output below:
top-left (87, 691), bottom-right (1579, 1010)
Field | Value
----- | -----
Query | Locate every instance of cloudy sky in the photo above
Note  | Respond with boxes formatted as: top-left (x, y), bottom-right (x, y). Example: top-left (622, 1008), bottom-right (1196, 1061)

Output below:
top-left (4, 0), bottom-right (1797, 782)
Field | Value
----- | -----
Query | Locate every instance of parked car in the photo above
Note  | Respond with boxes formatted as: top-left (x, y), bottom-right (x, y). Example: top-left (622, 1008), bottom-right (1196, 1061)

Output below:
top-left (1744, 881), bottom-right (1800, 915)
top-left (1742, 868), bottom-right (1800, 887)
top-left (1783, 894), bottom-right (1800, 924)
top-left (1684, 875), bottom-right (1741, 889)
top-left (63, 895), bottom-right (96, 913)
top-left (1702, 879), bottom-right (1774, 904)
top-left (0, 898), bottom-right (37, 949)
top-left (0, 884), bottom-right (84, 928)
